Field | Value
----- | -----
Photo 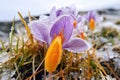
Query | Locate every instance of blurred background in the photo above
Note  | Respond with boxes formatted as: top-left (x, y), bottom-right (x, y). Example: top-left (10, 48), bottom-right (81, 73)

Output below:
top-left (0, 0), bottom-right (120, 21)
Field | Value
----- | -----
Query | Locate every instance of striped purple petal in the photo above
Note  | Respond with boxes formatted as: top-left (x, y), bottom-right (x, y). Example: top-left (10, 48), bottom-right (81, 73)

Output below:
top-left (86, 11), bottom-right (96, 22)
top-left (50, 16), bottom-right (74, 43)
top-left (63, 38), bottom-right (88, 53)
top-left (29, 21), bottom-right (50, 44)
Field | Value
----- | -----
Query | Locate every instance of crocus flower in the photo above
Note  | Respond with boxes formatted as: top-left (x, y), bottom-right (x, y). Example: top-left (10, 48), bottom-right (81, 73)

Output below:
top-left (29, 15), bottom-right (88, 73)
top-left (86, 11), bottom-right (103, 23)
top-left (85, 11), bottom-right (103, 31)
top-left (29, 15), bottom-right (88, 53)
top-left (73, 15), bottom-right (88, 40)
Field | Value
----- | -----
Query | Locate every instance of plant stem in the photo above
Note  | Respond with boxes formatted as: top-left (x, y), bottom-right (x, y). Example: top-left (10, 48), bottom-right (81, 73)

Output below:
top-left (32, 56), bottom-right (35, 80)
top-left (9, 17), bottom-right (15, 53)
top-left (49, 72), bottom-right (52, 80)
top-left (92, 32), bottom-right (94, 44)
top-left (14, 63), bottom-right (22, 80)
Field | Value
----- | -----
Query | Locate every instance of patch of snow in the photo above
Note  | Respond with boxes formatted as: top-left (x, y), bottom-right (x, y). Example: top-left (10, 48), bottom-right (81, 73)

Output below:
top-left (114, 57), bottom-right (120, 69)
top-left (0, 52), bottom-right (10, 63)
top-left (0, 52), bottom-right (14, 66)
top-left (103, 75), bottom-right (116, 80)
top-left (96, 45), bottom-right (119, 61)
top-left (1, 70), bottom-right (15, 80)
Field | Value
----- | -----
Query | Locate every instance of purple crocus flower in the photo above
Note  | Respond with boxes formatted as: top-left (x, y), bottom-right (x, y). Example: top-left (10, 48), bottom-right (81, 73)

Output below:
top-left (86, 11), bottom-right (103, 23)
top-left (29, 15), bottom-right (88, 53)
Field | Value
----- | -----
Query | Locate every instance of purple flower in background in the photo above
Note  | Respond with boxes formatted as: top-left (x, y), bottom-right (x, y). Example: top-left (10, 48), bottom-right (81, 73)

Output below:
top-left (29, 15), bottom-right (88, 53)
top-left (49, 5), bottom-right (77, 21)
top-left (85, 11), bottom-right (103, 31)
top-left (86, 11), bottom-right (103, 23)
top-left (76, 15), bottom-right (88, 32)
top-left (72, 15), bottom-right (88, 39)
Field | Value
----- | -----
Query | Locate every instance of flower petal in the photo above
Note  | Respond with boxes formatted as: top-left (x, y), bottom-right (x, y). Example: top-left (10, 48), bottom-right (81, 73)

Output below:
top-left (62, 5), bottom-right (76, 16)
top-left (63, 38), bottom-right (88, 53)
top-left (50, 16), bottom-right (74, 43)
top-left (49, 7), bottom-right (57, 21)
top-left (45, 36), bottom-right (62, 72)
top-left (28, 21), bottom-right (50, 44)
top-left (56, 9), bottom-right (62, 17)
top-left (86, 11), bottom-right (96, 22)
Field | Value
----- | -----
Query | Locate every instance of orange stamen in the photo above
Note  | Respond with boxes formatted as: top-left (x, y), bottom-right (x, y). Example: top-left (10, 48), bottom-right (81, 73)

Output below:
top-left (59, 29), bottom-right (64, 43)
top-left (73, 20), bottom-right (77, 28)
top-left (80, 32), bottom-right (85, 39)
top-left (89, 18), bottom-right (95, 31)
top-left (45, 36), bottom-right (62, 73)
top-left (53, 28), bottom-right (64, 43)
